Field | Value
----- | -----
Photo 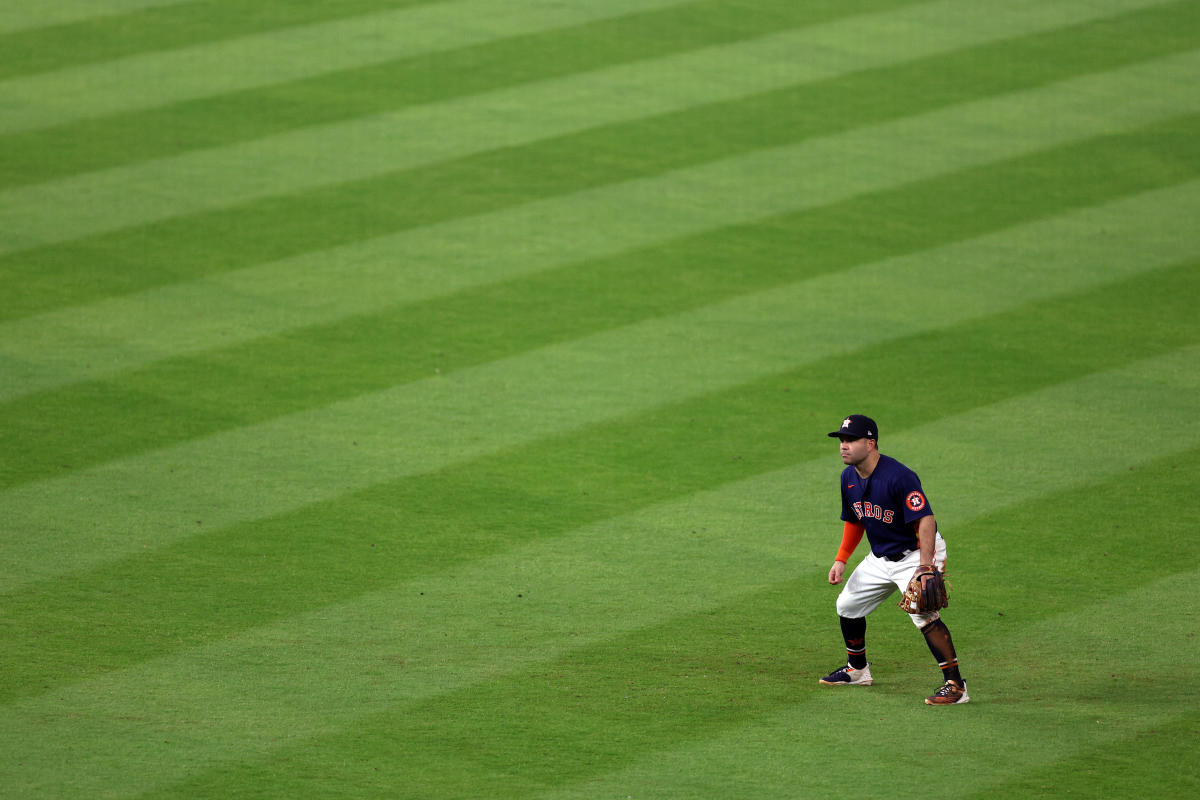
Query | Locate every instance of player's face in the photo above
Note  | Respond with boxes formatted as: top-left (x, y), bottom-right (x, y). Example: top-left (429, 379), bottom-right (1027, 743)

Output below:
top-left (838, 435), bottom-right (873, 466)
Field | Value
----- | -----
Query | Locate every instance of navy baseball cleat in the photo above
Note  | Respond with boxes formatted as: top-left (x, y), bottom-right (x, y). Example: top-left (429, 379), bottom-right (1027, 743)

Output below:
top-left (925, 679), bottom-right (969, 705)
top-left (819, 663), bottom-right (873, 686)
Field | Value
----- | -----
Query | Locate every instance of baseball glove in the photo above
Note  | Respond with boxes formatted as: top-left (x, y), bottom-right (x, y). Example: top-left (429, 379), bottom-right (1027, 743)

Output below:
top-left (898, 565), bottom-right (949, 614)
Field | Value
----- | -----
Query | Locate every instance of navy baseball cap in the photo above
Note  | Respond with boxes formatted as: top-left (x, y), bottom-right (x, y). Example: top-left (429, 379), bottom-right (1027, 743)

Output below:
top-left (828, 414), bottom-right (878, 440)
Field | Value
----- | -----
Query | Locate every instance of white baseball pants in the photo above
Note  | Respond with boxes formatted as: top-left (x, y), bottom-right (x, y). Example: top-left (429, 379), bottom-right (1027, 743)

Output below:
top-left (836, 533), bottom-right (947, 627)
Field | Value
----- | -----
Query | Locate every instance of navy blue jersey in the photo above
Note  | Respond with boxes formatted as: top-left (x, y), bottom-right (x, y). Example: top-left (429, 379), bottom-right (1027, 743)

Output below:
top-left (839, 454), bottom-right (934, 559)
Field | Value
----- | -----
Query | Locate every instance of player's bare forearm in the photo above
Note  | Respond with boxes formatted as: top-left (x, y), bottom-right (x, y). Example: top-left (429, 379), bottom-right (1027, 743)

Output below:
top-left (917, 515), bottom-right (937, 567)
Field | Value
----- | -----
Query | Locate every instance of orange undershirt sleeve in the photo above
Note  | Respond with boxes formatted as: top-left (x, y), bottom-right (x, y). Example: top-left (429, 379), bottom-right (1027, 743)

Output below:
top-left (835, 521), bottom-right (865, 563)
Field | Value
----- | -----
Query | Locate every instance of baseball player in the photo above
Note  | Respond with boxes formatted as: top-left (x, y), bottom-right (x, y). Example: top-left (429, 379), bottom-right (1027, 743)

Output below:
top-left (819, 414), bottom-right (968, 705)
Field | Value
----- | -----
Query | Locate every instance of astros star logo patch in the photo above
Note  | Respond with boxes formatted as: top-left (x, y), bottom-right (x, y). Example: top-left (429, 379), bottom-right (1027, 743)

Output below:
top-left (841, 418), bottom-right (852, 429)
top-left (906, 491), bottom-right (927, 512)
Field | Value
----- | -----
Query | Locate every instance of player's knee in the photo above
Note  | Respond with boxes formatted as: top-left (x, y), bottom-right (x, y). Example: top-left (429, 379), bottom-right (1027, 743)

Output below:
top-left (835, 593), bottom-right (861, 618)
top-left (911, 610), bottom-right (940, 628)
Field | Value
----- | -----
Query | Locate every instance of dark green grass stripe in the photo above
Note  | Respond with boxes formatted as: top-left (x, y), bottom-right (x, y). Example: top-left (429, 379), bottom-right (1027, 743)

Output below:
top-left (137, 581), bottom-right (856, 797)
top-left (959, 715), bottom-right (1200, 799)
top-left (1, 260), bottom-right (1196, 705)
top-left (0, 0), bottom-right (871, 81)
top-left (0, 0), bottom-right (916, 187)
top-left (0, 0), bottom-right (438, 79)
top-left (1, 114), bottom-right (1195, 490)
top-left (15, 180), bottom-right (1197, 588)
top-left (0, 0), bottom-right (736, 139)
top-left (3, 5), bottom-right (1197, 319)
top-left (130, 449), bottom-right (1200, 798)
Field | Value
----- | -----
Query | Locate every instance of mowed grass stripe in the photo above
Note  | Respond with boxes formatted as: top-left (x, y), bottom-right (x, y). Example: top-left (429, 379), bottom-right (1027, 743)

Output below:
top-left (0, 0), bottom-right (1116, 132)
top-left (2, 180), bottom-right (1198, 592)
top-left (2, 9), bottom-right (1195, 322)
top-left (0, 0), bottom-right (807, 187)
top-left (3, 258), bottom-right (1196, 706)
top-left (0, 0), bottom-right (197, 35)
top-left (127, 565), bottom-right (1200, 799)
top-left (0, 0), bottom-right (698, 134)
top-left (2, 0), bottom-right (1185, 189)
top-left (3, 53), bottom-right (1198, 398)
top-left (0, 0), bottom-right (1181, 253)
top-left (131, 434), bottom-right (1200, 799)
top-left (957, 716), bottom-right (1200, 799)
top-left (530, 569), bottom-right (1200, 800)
top-left (3, 114), bottom-right (1194, 489)
top-left (0, 0), bottom-right (441, 77)
top-left (191, 570), bottom-right (1200, 800)
top-left (533, 457), bottom-right (1200, 798)
top-left (3, 355), bottom-right (1196, 798)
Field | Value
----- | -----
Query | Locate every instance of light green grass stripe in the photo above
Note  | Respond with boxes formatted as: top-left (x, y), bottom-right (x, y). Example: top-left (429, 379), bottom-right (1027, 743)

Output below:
top-left (2, 348), bottom-right (1196, 799)
top-left (0, 0), bottom-right (196, 35)
top-left (0, 0), bottom-right (1175, 252)
top-left (0, 0), bottom-right (695, 135)
top-left (2, 50), bottom-right (1197, 401)
top-left (536, 568), bottom-right (1200, 800)
top-left (2, 180), bottom-right (1198, 592)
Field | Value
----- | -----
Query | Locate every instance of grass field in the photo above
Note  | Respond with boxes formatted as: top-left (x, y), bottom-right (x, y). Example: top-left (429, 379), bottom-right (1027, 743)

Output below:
top-left (2, 0), bottom-right (1199, 797)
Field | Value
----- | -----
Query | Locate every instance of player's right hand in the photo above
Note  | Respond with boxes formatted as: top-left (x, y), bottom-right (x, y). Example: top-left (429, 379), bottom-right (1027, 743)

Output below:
top-left (828, 560), bottom-right (846, 585)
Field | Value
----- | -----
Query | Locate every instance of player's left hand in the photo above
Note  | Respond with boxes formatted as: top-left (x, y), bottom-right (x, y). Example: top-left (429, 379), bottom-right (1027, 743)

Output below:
top-left (899, 565), bottom-right (949, 613)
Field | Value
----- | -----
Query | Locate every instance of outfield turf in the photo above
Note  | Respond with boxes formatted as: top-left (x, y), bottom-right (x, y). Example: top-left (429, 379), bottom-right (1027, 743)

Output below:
top-left (1, 1), bottom-right (1198, 797)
